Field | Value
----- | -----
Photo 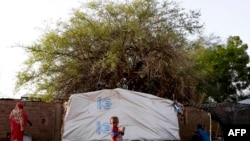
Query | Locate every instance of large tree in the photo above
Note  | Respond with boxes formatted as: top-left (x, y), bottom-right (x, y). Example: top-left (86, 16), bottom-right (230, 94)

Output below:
top-left (192, 36), bottom-right (250, 102)
top-left (15, 0), bottom-right (202, 101)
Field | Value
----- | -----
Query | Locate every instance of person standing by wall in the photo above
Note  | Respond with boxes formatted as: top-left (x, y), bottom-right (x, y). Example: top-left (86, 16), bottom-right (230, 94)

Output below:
top-left (197, 124), bottom-right (210, 141)
top-left (9, 102), bottom-right (28, 141)
top-left (110, 116), bottom-right (125, 141)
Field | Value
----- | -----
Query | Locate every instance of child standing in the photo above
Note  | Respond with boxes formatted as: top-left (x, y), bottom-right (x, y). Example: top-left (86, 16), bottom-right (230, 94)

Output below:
top-left (110, 116), bottom-right (125, 141)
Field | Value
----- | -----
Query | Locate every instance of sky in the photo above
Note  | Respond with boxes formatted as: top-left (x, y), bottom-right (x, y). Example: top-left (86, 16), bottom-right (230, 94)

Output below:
top-left (0, 0), bottom-right (250, 98)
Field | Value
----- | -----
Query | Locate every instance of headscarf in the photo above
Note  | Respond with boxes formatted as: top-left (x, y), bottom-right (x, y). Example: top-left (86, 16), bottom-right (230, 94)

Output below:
top-left (16, 102), bottom-right (23, 109)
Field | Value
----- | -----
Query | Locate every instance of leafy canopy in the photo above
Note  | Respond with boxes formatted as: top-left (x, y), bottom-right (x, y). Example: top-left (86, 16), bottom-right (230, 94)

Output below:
top-left (15, 0), bottom-right (202, 102)
top-left (193, 36), bottom-right (250, 102)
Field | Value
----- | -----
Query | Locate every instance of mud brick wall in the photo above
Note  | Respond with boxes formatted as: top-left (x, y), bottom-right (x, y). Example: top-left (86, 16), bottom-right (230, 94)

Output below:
top-left (1, 99), bottom-right (222, 141)
top-left (0, 99), bottom-right (62, 141)
top-left (179, 106), bottom-right (222, 141)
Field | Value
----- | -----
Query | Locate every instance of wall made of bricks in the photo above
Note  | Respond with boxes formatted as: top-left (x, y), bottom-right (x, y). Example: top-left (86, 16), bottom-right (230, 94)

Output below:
top-left (179, 106), bottom-right (222, 141)
top-left (1, 99), bottom-right (222, 141)
top-left (0, 99), bottom-right (62, 141)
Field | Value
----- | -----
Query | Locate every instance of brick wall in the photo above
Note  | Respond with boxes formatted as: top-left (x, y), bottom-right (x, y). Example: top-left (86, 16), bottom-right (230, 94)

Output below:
top-left (179, 106), bottom-right (223, 141)
top-left (0, 99), bottom-right (62, 141)
top-left (1, 100), bottom-right (222, 141)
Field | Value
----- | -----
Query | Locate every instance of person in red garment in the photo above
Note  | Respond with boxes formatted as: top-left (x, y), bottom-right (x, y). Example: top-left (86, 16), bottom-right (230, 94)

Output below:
top-left (110, 116), bottom-right (125, 141)
top-left (9, 102), bottom-right (28, 141)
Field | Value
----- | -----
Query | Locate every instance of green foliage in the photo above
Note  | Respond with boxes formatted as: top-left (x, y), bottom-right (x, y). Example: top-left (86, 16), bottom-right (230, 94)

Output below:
top-left (15, 0), bottom-right (202, 102)
top-left (192, 36), bottom-right (250, 102)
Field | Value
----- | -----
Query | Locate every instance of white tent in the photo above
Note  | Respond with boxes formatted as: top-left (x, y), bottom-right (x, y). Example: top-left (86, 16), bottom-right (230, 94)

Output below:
top-left (238, 98), bottom-right (250, 104)
top-left (62, 88), bottom-right (180, 141)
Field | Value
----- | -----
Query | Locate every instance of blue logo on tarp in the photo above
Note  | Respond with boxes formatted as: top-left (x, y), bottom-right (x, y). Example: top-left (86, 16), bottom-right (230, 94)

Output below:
top-left (96, 121), bottom-right (110, 135)
top-left (97, 97), bottom-right (112, 110)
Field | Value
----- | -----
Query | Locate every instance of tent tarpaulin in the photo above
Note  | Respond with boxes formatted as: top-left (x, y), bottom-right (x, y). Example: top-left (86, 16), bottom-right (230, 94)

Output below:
top-left (238, 98), bottom-right (250, 105)
top-left (62, 88), bottom-right (180, 141)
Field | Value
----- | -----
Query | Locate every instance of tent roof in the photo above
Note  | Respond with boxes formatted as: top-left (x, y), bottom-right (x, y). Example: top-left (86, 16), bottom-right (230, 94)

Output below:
top-left (193, 102), bottom-right (250, 126)
top-left (63, 88), bottom-right (180, 141)
top-left (238, 98), bottom-right (250, 104)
